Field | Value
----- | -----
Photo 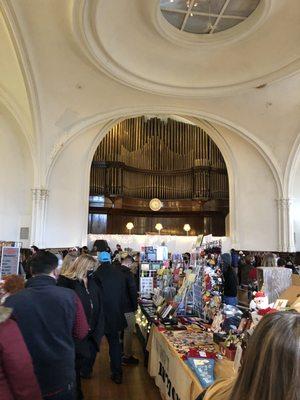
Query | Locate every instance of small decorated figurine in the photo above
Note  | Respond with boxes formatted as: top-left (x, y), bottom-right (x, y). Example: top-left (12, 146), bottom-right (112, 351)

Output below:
top-left (249, 291), bottom-right (269, 311)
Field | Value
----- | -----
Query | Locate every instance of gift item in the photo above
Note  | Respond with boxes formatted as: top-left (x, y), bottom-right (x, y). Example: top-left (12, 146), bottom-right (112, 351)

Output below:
top-left (219, 343), bottom-right (237, 361)
top-left (186, 358), bottom-right (215, 388)
top-left (249, 291), bottom-right (269, 311)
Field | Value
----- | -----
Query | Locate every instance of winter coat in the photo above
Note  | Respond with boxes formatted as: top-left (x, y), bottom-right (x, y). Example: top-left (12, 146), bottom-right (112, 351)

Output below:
top-left (57, 275), bottom-right (104, 356)
top-left (5, 275), bottom-right (88, 397)
top-left (94, 262), bottom-right (127, 334)
top-left (0, 307), bottom-right (42, 400)
top-left (120, 265), bottom-right (138, 313)
top-left (223, 267), bottom-right (238, 297)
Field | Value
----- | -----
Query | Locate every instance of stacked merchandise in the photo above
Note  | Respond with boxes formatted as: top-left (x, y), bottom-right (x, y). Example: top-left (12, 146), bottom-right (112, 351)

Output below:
top-left (139, 246), bottom-right (163, 296)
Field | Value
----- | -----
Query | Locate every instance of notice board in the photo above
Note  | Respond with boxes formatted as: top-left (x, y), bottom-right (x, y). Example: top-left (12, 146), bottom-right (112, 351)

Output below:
top-left (0, 247), bottom-right (20, 279)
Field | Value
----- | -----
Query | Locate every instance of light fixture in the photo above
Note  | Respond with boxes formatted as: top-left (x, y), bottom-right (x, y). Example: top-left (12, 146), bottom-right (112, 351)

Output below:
top-left (183, 224), bottom-right (191, 236)
top-left (155, 223), bottom-right (163, 235)
top-left (126, 222), bottom-right (134, 234)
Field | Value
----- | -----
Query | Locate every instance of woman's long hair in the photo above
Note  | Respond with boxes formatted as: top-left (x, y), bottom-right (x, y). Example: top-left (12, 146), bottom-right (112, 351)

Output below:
top-left (261, 252), bottom-right (276, 267)
top-left (231, 311), bottom-right (300, 400)
top-left (61, 254), bottom-right (98, 281)
top-left (60, 254), bottom-right (77, 275)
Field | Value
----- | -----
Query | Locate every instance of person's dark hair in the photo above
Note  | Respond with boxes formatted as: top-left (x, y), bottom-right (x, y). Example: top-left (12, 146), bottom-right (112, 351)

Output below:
top-left (230, 311), bottom-right (300, 400)
top-left (28, 250), bottom-right (58, 275)
top-left (62, 249), bottom-right (68, 259)
top-left (31, 245), bottom-right (39, 253)
top-left (277, 258), bottom-right (286, 267)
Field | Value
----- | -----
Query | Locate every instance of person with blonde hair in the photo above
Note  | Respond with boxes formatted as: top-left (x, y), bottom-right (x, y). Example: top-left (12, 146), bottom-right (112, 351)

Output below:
top-left (59, 253), bottom-right (77, 275)
top-left (200, 311), bottom-right (299, 400)
top-left (57, 254), bottom-right (104, 400)
top-left (261, 252), bottom-right (276, 267)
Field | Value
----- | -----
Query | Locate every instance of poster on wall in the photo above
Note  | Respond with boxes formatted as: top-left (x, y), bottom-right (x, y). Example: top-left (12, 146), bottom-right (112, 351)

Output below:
top-left (0, 247), bottom-right (20, 279)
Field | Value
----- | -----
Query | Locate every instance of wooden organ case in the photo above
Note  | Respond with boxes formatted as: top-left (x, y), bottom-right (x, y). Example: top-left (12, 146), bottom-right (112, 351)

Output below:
top-left (89, 117), bottom-right (229, 235)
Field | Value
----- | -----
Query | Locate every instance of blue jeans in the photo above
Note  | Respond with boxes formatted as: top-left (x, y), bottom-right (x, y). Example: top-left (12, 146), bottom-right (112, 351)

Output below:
top-left (223, 296), bottom-right (238, 306)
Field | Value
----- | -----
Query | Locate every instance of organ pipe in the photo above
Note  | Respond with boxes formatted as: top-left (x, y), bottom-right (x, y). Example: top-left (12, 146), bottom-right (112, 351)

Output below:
top-left (90, 117), bottom-right (228, 201)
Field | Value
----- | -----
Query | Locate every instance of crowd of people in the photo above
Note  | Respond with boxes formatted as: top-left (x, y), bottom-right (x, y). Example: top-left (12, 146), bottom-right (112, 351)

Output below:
top-left (0, 244), bottom-right (299, 400)
top-left (0, 244), bottom-right (139, 400)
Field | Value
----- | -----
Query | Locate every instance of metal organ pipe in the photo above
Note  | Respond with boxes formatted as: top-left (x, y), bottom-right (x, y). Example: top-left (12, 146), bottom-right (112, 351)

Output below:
top-left (90, 117), bottom-right (229, 202)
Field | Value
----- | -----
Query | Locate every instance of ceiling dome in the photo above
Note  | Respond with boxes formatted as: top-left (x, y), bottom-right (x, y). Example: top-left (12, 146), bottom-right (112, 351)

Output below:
top-left (73, 0), bottom-right (300, 97)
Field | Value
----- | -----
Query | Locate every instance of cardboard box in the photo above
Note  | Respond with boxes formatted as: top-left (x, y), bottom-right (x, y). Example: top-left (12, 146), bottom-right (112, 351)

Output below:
top-left (279, 286), bottom-right (300, 306)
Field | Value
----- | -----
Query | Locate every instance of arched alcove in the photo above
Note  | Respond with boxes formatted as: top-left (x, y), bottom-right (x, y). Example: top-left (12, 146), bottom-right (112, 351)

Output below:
top-left (88, 116), bottom-right (229, 236)
top-left (44, 109), bottom-right (279, 251)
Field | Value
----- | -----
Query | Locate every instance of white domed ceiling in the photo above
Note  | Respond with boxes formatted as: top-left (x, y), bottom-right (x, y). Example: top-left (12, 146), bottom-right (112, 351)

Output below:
top-left (160, 0), bottom-right (260, 34)
top-left (73, 0), bottom-right (300, 97)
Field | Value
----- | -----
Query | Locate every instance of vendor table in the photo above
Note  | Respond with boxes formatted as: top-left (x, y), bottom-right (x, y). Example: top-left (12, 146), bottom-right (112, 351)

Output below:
top-left (147, 326), bottom-right (234, 400)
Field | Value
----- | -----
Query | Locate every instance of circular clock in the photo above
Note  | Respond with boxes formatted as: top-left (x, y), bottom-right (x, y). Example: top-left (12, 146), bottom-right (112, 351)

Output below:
top-left (149, 198), bottom-right (162, 211)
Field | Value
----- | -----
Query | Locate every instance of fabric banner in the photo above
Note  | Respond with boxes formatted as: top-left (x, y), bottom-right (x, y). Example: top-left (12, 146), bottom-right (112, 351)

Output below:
top-left (147, 327), bottom-right (235, 400)
top-left (148, 327), bottom-right (202, 400)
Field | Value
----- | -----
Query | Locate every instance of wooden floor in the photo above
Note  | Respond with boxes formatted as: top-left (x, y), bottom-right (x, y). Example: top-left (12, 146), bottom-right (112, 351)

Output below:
top-left (82, 335), bottom-right (161, 400)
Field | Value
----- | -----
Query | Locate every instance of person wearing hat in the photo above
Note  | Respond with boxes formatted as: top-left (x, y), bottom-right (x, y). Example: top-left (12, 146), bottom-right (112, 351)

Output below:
top-left (94, 251), bottom-right (127, 384)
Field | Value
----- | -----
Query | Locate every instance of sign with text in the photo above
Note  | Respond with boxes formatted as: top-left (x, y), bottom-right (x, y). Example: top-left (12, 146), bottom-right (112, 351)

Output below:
top-left (148, 327), bottom-right (201, 400)
top-left (0, 247), bottom-right (20, 279)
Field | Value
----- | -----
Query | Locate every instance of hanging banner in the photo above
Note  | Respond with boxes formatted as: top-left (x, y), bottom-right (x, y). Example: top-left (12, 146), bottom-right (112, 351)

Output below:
top-left (0, 247), bottom-right (20, 279)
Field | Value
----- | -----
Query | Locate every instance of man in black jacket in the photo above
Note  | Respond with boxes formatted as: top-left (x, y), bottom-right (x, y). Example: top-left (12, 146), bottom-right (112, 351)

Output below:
top-left (221, 253), bottom-right (238, 306)
top-left (94, 251), bottom-right (127, 384)
top-left (5, 250), bottom-right (89, 400)
top-left (119, 255), bottom-right (139, 365)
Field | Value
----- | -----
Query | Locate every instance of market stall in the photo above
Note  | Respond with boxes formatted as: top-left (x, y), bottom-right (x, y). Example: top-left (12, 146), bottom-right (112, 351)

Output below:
top-left (147, 326), bottom-right (234, 400)
top-left (133, 240), bottom-right (300, 400)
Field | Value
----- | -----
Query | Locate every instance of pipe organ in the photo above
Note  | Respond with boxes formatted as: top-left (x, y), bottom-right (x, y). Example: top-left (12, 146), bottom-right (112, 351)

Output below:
top-left (90, 117), bottom-right (229, 202)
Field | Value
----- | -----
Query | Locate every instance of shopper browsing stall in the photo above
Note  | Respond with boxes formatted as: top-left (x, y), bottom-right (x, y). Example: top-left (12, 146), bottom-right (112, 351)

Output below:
top-left (221, 253), bottom-right (238, 306)
top-left (94, 251), bottom-right (127, 384)
top-left (119, 255), bottom-right (139, 365)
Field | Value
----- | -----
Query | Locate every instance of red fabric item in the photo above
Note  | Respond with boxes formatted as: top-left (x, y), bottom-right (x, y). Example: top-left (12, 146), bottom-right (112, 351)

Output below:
top-left (249, 267), bottom-right (257, 280)
top-left (0, 319), bottom-right (42, 400)
top-left (257, 307), bottom-right (277, 316)
top-left (183, 348), bottom-right (217, 360)
top-left (73, 294), bottom-right (89, 340)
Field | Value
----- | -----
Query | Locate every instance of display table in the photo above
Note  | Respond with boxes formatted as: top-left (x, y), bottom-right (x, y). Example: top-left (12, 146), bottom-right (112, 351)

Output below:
top-left (147, 326), bottom-right (235, 400)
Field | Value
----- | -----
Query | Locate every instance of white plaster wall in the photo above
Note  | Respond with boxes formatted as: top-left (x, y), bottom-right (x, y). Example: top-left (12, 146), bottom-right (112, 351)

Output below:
top-left (292, 158), bottom-right (300, 251)
top-left (209, 123), bottom-right (278, 251)
top-left (0, 110), bottom-right (32, 245)
top-left (44, 125), bottom-right (103, 247)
